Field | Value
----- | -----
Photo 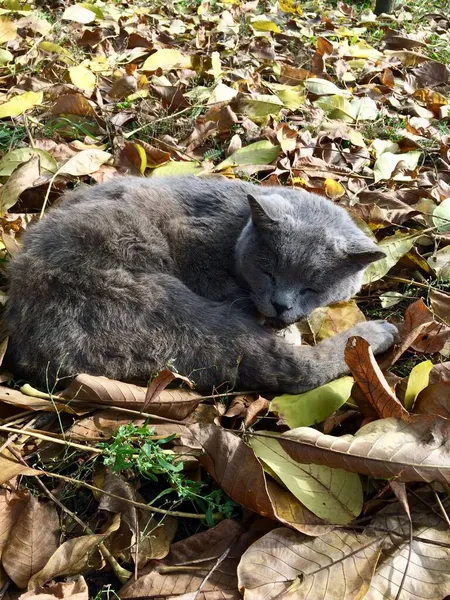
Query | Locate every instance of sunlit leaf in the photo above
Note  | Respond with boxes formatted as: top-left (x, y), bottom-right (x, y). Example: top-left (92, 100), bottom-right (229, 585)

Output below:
top-left (249, 434), bottom-right (363, 524)
top-left (404, 360), bottom-right (433, 410)
top-left (251, 20), bottom-right (281, 33)
top-left (433, 198), bottom-right (450, 232)
top-left (149, 161), bottom-right (202, 177)
top-left (69, 65), bottom-right (96, 91)
top-left (216, 140), bottom-right (280, 170)
top-left (0, 91), bottom-right (43, 119)
top-left (373, 150), bottom-right (421, 182)
top-left (57, 150), bottom-right (111, 176)
top-left (362, 232), bottom-right (420, 284)
top-left (0, 17), bottom-right (16, 43)
top-left (142, 49), bottom-right (191, 72)
top-left (305, 78), bottom-right (352, 97)
top-left (272, 376), bottom-right (354, 428)
top-left (62, 4), bottom-right (96, 23)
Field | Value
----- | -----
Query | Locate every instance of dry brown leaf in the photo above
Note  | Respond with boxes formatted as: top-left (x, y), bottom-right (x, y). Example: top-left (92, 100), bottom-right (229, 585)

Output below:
top-left (0, 449), bottom-right (41, 485)
top-left (120, 519), bottom-right (245, 599)
top-left (67, 409), bottom-right (187, 441)
top-left (19, 577), bottom-right (88, 600)
top-left (98, 471), bottom-right (176, 566)
top-left (390, 299), bottom-right (434, 364)
top-left (3, 495), bottom-right (59, 589)
top-left (345, 336), bottom-right (410, 420)
top-left (136, 140), bottom-right (171, 168)
top-left (28, 533), bottom-right (108, 589)
top-left (414, 382), bottom-right (450, 418)
top-left (62, 374), bottom-right (203, 420)
top-left (365, 499), bottom-right (450, 599)
top-left (238, 527), bottom-right (382, 599)
top-left (0, 386), bottom-right (81, 414)
top-left (181, 423), bottom-right (331, 535)
top-left (277, 414), bottom-right (450, 484)
top-left (51, 94), bottom-right (97, 117)
top-left (429, 288), bottom-right (450, 325)
top-left (0, 490), bottom-right (27, 557)
top-left (108, 74), bottom-right (137, 100)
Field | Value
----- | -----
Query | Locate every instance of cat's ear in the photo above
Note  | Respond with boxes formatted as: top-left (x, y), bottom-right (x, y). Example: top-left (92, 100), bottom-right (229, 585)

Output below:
top-left (345, 238), bottom-right (385, 267)
top-left (247, 194), bottom-right (277, 228)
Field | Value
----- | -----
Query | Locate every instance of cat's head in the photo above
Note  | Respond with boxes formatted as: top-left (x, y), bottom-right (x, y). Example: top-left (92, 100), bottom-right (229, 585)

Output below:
top-left (234, 190), bottom-right (385, 327)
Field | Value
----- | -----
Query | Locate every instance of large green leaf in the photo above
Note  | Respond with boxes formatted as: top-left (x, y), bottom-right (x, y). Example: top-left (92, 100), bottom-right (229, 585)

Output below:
top-left (249, 434), bottom-right (363, 524)
top-left (216, 140), bottom-right (280, 170)
top-left (362, 232), bottom-right (420, 285)
top-left (272, 376), bottom-right (354, 428)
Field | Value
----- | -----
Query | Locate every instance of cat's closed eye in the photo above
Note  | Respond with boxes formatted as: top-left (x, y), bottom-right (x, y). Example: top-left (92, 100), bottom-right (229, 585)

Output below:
top-left (261, 269), bottom-right (276, 284)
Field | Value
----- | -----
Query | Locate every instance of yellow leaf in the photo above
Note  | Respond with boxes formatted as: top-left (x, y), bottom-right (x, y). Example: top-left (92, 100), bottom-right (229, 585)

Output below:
top-left (0, 91), bottom-right (43, 119)
top-left (62, 4), bottom-right (96, 23)
top-left (142, 49), bottom-right (191, 72)
top-left (278, 0), bottom-right (302, 14)
top-left (135, 143), bottom-right (147, 174)
top-left (251, 20), bottom-right (281, 33)
top-left (249, 434), bottom-right (363, 524)
top-left (69, 65), bottom-right (96, 91)
top-left (272, 376), bottom-right (354, 428)
top-left (0, 17), bottom-right (16, 43)
top-left (324, 178), bottom-right (345, 199)
top-left (39, 41), bottom-right (68, 55)
top-left (149, 161), bottom-right (202, 177)
top-left (404, 360), bottom-right (433, 410)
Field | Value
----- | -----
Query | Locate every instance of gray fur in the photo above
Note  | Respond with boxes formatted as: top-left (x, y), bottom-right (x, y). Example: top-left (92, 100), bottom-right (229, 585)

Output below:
top-left (4, 176), bottom-right (398, 393)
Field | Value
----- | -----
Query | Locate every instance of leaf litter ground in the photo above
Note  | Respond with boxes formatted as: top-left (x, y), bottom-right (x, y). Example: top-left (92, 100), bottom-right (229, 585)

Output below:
top-left (2, 0), bottom-right (450, 598)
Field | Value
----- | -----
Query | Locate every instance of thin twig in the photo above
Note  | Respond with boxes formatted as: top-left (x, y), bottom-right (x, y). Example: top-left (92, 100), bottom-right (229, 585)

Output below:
top-left (193, 545), bottom-right (232, 600)
top-left (0, 423), bottom-right (103, 454)
top-left (8, 446), bottom-right (132, 584)
top-left (36, 469), bottom-right (221, 521)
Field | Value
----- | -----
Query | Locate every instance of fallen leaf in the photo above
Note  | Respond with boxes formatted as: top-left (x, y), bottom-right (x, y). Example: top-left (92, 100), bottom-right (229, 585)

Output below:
top-left (62, 4), bottom-right (96, 23)
top-left (51, 94), bottom-right (97, 117)
top-left (373, 151), bottom-right (421, 182)
top-left (277, 414), bottom-right (450, 484)
top-left (308, 300), bottom-right (366, 341)
top-left (215, 140), bottom-right (280, 170)
top-left (28, 533), bottom-right (108, 589)
top-left (0, 17), bottom-right (17, 43)
top-left (365, 499), bottom-right (450, 600)
top-left (238, 527), bottom-right (382, 600)
top-left (0, 91), bottom-right (43, 119)
top-left (362, 232), bottom-right (420, 285)
top-left (63, 374), bottom-right (203, 420)
top-left (0, 449), bottom-right (40, 485)
top-left (182, 423), bottom-right (331, 535)
top-left (249, 433), bottom-right (363, 524)
top-left (69, 66), bottom-right (96, 91)
top-left (272, 376), bottom-right (354, 428)
top-left (57, 150), bottom-right (111, 177)
top-left (19, 577), bottom-right (89, 600)
top-left (3, 494), bottom-right (59, 589)
top-left (305, 78), bottom-right (351, 96)
top-left (404, 360), bottom-right (433, 410)
top-left (345, 336), bottom-right (410, 420)
top-left (142, 49), bottom-right (191, 72)
top-left (0, 157), bottom-right (40, 216)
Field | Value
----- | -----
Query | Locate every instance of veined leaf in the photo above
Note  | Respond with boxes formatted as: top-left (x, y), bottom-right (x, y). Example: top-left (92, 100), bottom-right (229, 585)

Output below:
top-left (404, 360), bottom-right (433, 410)
top-left (362, 232), bottom-right (420, 284)
top-left (142, 49), bottom-right (192, 72)
top-left (272, 376), bottom-right (354, 428)
top-left (250, 433), bottom-right (363, 524)
top-left (216, 140), bottom-right (280, 170)
top-left (0, 91), bottom-right (43, 119)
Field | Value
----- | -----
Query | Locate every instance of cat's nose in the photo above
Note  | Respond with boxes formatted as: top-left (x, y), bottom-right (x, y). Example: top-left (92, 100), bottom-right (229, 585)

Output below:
top-left (272, 301), bottom-right (292, 315)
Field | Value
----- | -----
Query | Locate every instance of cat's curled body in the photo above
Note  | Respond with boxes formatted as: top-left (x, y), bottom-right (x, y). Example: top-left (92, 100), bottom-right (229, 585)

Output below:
top-left (5, 176), bottom-right (398, 392)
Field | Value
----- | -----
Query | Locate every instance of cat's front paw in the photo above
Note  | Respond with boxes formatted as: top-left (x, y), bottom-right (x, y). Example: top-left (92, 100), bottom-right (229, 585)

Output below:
top-left (347, 320), bottom-right (399, 354)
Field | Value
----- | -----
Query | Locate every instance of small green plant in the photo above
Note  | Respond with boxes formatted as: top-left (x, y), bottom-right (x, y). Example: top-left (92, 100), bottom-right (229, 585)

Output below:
top-left (0, 123), bottom-right (27, 152)
top-left (98, 423), bottom-right (238, 525)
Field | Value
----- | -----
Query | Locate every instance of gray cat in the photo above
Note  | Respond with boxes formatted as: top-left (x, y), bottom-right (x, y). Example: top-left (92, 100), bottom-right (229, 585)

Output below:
top-left (4, 176), bottom-right (398, 393)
